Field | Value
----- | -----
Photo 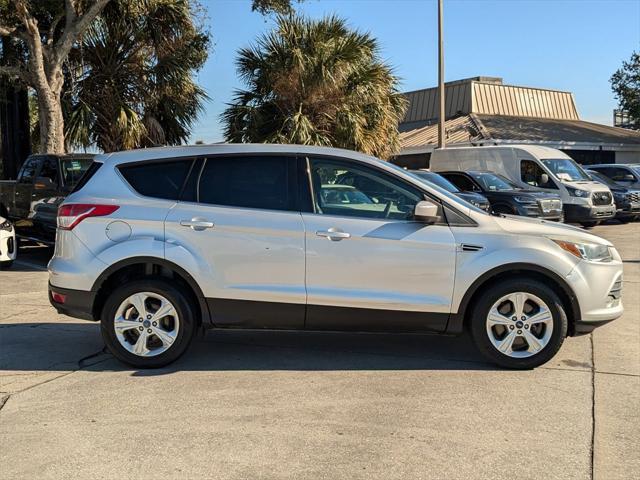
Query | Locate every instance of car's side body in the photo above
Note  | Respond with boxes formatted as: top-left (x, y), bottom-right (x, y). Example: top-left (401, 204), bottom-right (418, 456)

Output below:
top-left (49, 145), bottom-right (623, 345)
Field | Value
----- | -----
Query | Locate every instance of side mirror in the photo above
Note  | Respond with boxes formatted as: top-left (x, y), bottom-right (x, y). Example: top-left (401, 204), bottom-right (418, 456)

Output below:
top-left (622, 174), bottom-right (635, 182)
top-left (540, 173), bottom-right (549, 186)
top-left (414, 200), bottom-right (440, 224)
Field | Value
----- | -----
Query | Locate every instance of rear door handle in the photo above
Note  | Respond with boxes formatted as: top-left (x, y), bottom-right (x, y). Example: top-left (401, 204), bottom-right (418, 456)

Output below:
top-left (316, 228), bottom-right (351, 241)
top-left (180, 218), bottom-right (214, 231)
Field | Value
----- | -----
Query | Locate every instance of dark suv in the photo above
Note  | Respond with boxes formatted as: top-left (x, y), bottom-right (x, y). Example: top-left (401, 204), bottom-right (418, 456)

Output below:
top-left (439, 171), bottom-right (563, 220)
top-left (588, 164), bottom-right (640, 190)
top-left (587, 169), bottom-right (640, 222)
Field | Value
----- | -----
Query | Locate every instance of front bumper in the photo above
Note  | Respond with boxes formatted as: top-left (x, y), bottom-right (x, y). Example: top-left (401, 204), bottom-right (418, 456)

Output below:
top-left (615, 202), bottom-right (640, 218)
top-left (49, 283), bottom-right (97, 321)
top-left (565, 256), bottom-right (623, 336)
top-left (564, 203), bottom-right (616, 223)
top-left (0, 225), bottom-right (16, 262)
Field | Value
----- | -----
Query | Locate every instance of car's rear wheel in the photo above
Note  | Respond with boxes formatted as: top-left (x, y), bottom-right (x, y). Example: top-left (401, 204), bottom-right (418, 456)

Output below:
top-left (470, 279), bottom-right (568, 369)
top-left (101, 279), bottom-right (197, 368)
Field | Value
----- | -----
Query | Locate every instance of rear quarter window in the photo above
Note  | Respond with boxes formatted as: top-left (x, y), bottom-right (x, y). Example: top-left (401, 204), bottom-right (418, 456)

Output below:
top-left (119, 160), bottom-right (193, 200)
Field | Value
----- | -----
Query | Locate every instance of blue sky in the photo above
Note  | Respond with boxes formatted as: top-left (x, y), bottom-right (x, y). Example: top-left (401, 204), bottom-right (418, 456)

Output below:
top-left (191, 0), bottom-right (640, 143)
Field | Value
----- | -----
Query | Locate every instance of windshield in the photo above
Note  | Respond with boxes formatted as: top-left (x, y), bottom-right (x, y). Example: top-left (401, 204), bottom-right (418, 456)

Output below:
top-left (588, 170), bottom-right (618, 189)
top-left (469, 172), bottom-right (517, 191)
top-left (61, 157), bottom-right (93, 187)
top-left (410, 171), bottom-right (460, 193)
top-left (541, 158), bottom-right (590, 182)
top-left (630, 165), bottom-right (640, 177)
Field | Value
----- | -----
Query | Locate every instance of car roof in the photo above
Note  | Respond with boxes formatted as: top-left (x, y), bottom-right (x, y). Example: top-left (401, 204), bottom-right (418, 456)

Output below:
top-left (94, 143), bottom-right (381, 167)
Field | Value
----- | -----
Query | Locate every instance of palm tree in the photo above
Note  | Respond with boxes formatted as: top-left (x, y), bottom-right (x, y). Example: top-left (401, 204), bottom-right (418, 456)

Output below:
top-left (222, 15), bottom-right (407, 159)
top-left (65, 0), bottom-right (209, 152)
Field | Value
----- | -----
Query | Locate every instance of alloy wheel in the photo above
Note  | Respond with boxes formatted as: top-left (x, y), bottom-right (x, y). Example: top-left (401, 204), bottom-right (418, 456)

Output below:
top-left (113, 292), bottom-right (180, 357)
top-left (485, 292), bottom-right (554, 358)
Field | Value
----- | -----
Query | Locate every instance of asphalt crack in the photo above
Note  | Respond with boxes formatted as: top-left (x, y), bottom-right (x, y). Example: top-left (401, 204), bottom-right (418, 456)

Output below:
top-left (0, 346), bottom-right (112, 415)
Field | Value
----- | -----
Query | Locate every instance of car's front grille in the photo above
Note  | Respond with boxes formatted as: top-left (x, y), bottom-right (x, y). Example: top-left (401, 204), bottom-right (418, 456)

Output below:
top-left (538, 199), bottom-right (562, 213)
top-left (628, 192), bottom-right (640, 203)
top-left (592, 191), bottom-right (612, 206)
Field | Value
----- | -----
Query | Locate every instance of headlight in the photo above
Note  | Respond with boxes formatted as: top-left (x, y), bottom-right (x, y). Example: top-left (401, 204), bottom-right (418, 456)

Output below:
top-left (514, 196), bottom-right (537, 203)
top-left (566, 186), bottom-right (589, 198)
top-left (0, 220), bottom-right (12, 231)
top-left (552, 239), bottom-right (613, 262)
top-left (470, 201), bottom-right (480, 207)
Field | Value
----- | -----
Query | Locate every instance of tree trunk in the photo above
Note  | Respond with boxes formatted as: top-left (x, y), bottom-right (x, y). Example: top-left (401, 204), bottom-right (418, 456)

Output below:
top-left (37, 87), bottom-right (65, 154)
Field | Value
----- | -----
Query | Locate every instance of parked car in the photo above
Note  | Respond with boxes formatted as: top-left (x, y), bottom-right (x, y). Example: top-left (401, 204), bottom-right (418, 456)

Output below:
top-left (436, 170), bottom-right (563, 220)
top-left (0, 216), bottom-right (16, 269)
top-left (430, 145), bottom-right (616, 227)
top-left (0, 153), bottom-right (95, 246)
top-left (588, 164), bottom-right (640, 190)
top-left (48, 144), bottom-right (623, 370)
top-left (410, 170), bottom-right (491, 211)
top-left (587, 169), bottom-right (640, 222)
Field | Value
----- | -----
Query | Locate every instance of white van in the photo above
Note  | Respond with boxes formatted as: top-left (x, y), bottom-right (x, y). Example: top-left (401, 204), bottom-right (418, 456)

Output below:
top-left (430, 145), bottom-right (616, 227)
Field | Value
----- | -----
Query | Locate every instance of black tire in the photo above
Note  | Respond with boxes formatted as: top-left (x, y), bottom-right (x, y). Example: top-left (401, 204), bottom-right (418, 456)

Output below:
top-left (0, 260), bottom-right (13, 270)
top-left (469, 279), bottom-right (568, 369)
top-left (580, 221), bottom-right (600, 228)
top-left (101, 278), bottom-right (197, 368)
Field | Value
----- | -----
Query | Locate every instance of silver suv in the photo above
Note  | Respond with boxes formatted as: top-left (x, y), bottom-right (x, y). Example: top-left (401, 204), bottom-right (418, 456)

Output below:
top-left (48, 145), bottom-right (624, 369)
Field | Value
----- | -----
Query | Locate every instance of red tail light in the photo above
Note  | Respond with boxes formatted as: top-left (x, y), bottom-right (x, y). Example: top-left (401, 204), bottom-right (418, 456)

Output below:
top-left (57, 204), bottom-right (119, 230)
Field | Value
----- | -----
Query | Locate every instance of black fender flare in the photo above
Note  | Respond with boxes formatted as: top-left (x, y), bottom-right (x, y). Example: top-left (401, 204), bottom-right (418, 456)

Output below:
top-left (446, 262), bottom-right (581, 334)
top-left (91, 256), bottom-right (212, 324)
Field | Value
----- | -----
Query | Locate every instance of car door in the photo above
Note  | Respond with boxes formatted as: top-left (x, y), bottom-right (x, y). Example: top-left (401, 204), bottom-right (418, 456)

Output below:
top-left (31, 156), bottom-right (62, 240)
top-left (301, 156), bottom-right (457, 332)
top-left (12, 156), bottom-right (40, 234)
top-left (164, 154), bottom-right (306, 329)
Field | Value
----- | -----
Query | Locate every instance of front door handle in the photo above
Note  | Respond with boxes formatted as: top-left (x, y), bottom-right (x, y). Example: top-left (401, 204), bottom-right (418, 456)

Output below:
top-left (316, 228), bottom-right (351, 241)
top-left (180, 218), bottom-right (214, 231)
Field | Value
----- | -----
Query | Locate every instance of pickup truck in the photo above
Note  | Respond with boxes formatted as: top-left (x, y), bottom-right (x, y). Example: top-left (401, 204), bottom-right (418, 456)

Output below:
top-left (0, 154), bottom-right (95, 246)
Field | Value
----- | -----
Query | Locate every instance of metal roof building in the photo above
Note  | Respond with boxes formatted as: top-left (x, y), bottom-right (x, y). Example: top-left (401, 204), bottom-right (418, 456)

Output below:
top-left (396, 77), bottom-right (640, 168)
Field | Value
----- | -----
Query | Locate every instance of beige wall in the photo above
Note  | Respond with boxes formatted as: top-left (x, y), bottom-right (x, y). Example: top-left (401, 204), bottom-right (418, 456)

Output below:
top-left (615, 151), bottom-right (640, 163)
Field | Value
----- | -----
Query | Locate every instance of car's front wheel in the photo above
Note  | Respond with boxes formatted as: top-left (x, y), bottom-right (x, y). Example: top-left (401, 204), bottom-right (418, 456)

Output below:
top-left (470, 279), bottom-right (568, 369)
top-left (101, 279), bottom-right (197, 368)
top-left (580, 221), bottom-right (600, 228)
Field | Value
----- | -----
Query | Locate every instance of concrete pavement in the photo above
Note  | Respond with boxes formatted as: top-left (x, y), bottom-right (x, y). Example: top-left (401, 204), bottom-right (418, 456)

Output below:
top-left (0, 223), bottom-right (638, 479)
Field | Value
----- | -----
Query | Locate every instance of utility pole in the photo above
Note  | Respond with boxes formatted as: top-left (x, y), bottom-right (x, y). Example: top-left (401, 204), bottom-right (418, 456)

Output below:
top-left (437, 0), bottom-right (446, 149)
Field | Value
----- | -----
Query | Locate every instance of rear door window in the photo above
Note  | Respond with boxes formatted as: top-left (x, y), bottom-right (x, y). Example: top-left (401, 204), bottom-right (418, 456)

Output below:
top-left (18, 157), bottom-right (40, 184)
top-left (119, 160), bottom-right (193, 200)
top-left (197, 156), bottom-right (295, 211)
top-left (38, 157), bottom-right (59, 186)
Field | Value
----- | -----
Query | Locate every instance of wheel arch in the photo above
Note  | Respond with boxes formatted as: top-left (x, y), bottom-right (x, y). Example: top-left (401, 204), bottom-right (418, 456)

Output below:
top-left (447, 263), bottom-right (581, 336)
top-left (91, 256), bottom-right (211, 326)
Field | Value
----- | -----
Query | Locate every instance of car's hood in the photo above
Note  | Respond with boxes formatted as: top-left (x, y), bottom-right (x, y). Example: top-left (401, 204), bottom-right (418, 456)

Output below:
top-left (560, 180), bottom-right (611, 193)
top-left (493, 214), bottom-right (612, 246)
top-left (456, 191), bottom-right (489, 203)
